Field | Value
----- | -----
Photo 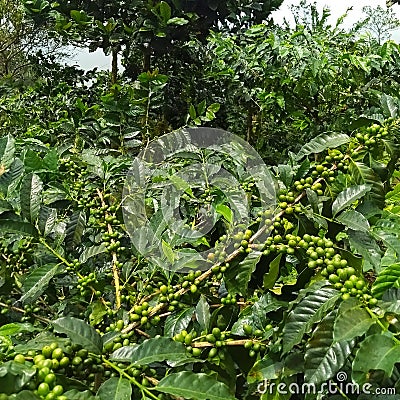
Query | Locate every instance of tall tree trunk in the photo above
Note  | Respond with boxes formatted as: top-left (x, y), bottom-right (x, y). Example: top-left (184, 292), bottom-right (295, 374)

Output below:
top-left (111, 48), bottom-right (118, 84)
top-left (143, 52), bottom-right (151, 72)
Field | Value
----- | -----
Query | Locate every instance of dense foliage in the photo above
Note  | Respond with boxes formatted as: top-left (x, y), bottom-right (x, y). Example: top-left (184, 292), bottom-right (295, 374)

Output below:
top-left (2, 1), bottom-right (400, 400)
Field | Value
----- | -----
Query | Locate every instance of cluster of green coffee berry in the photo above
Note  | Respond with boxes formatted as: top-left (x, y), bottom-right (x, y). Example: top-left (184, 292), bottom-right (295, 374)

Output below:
top-left (77, 272), bottom-right (100, 297)
top-left (0, 239), bottom-right (33, 275)
top-left (7, 341), bottom-right (102, 399)
top-left (102, 328), bottom-right (137, 353)
top-left (355, 123), bottom-right (388, 147)
top-left (129, 301), bottom-right (161, 328)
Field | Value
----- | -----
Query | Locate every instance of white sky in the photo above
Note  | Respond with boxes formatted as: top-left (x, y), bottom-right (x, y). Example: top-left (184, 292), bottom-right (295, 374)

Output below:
top-left (70, 0), bottom-right (400, 71)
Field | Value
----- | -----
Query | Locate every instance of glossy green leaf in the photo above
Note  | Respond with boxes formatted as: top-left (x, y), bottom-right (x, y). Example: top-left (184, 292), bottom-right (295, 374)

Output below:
top-left (215, 203), bottom-right (233, 224)
top-left (52, 317), bottom-right (102, 354)
top-left (336, 209), bottom-right (370, 232)
top-left (195, 295), bottom-right (210, 332)
top-left (225, 251), bottom-right (262, 295)
top-left (21, 264), bottom-right (61, 305)
top-left (0, 134), bottom-right (15, 169)
top-left (37, 206), bottom-right (57, 236)
top-left (231, 293), bottom-right (286, 335)
top-left (20, 173), bottom-right (43, 223)
top-left (348, 230), bottom-right (382, 271)
top-left (164, 307), bottom-right (194, 337)
top-left (0, 323), bottom-right (36, 336)
top-left (157, 371), bottom-right (236, 400)
top-left (159, 1), bottom-right (171, 22)
top-left (65, 210), bottom-right (86, 249)
top-left (305, 312), bottom-right (354, 384)
top-left (0, 361), bottom-right (36, 395)
top-left (352, 334), bottom-right (400, 384)
top-left (79, 243), bottom-right (107, 263)
top-left (0, 219), bottom-right (38, 237)
top-left (63, 390), bottom-right (97, 399)
top-left (97, 377), bottom-right (132, 400)
top-left (333, 305), bottom-right (375, 342)
top-left (372, 264), bottom-right (400, 299)
top-left (167, 16), bottom-right (189, 25)
top-left (349, 160), bottom-right (384, 207)
top-left (247, 355), bottom-right (283, 384)
top-left (263, 253), bottom-right (282, 289)
top-left (332, 184), bottom-right (370, 217)
top-left (296, 132), bottom-right (350, 160)
top-left (282, 286), bottom-right (340, 354)
top-left (111, 337), bottom-right (188, 365)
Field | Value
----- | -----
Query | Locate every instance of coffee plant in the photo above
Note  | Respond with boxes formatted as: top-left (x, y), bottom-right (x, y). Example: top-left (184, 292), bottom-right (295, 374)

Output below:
top-left (0, 115), bottom-right (399, 400)
top-left (3, 1), bottom-right (400, 399)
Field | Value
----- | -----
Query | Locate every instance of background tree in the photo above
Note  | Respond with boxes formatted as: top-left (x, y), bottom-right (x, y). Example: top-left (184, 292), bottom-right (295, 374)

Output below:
top-left (361, 5), bottom-right (400, 44)
top-left (23, 0), bottom-right (283, 82)
top-left (0, 0), bottom-right (65, 79)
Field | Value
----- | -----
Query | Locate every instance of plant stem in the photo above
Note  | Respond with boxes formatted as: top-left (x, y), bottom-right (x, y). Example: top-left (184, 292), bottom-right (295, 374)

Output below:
top-left (102, 357), bottom-right (159, 400)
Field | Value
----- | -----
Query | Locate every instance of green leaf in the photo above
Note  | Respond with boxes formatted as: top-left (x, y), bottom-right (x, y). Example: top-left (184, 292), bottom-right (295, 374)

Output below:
top-left (282, 286), bottom-right (340, 354)
top-left (349, 160), bottom-right (384, 207)
top-left (305, 312), bottom-right (354, 384)
top-left (168, 175), bottom-right (193, 196)
top-left (332, 184), bottom-right (371, 217)
top-left (247, 355), bottom-right (283, 384)
top-left (214, 204), bottom-right (233, 224)
top-left (197, 99), bottom-right (207, 115)
top-left (42, 149), bottom-right (58, 171)
top-left (159, 1), bottom-right (171, 23)
top-left (14, 391), bottom-right (40, 399)
top-left (352, 334), bottom-right (400, 384)
top-left (63, 390), bottom-right (97, 399)
top-left (162, 240), bottom-right (175, 263)
top-left (231, 293), bottom-right (285, 335)
top-left (37, 206), bottom-right (57, 237)
top-left (167, 17), bottom-right (189, 25)
top-left (225, 251), bottom-right (262, 295)
top-left (157, 371), bottom-right (236, 400)
top-left (52, 317), bottom-right (102, 354)
top-left (97, 377), bottom-right (132, 400)
top-left (296, 132), bottom-right (350, 160)
top-left (20, 173), bottom-right (43, 223)
top-left (381, 93), bottom-right (399, 118)
top-left (333, 305), bottom-right (376, 342)
top-left (111, 337), bottom-right (188, 365)
top-left (65, 211), bottom-right (86, 249)
top-left (335, 209), bottom-right (370, 232)
top-left (79, 243), bottom-right (107, 263)
top-left (373, 230), bottom-right (400, 258)
top-left (207, 103), bottom-right (220, 113)
top-left (0, 323), bottom-right (36, 336)
top-left (372, 264), bottom-right (400, 299)
top-left (263, 254), bottom-right (282, 289)
top-left (164, 307), bottom-right (194, 337)
top-left (0, 361), bottom-right (37, 395)
top-left (23, 148), bottom-right (42, 173)
top-left (0, 220), bottom-right (38, 237)
top-left (189, 104), bottom-right (197, 120)
top-left (195, 295), bottom-right (210, 332)
top-left (0, 134), bottom-right (15, 170)
top-left (89, 301), bottom-right (108, 326)
top-left (0, 158), bottom-right (24, 196)
top-left (20, 264), bottom-right (61, 305)
top-left (348, 230), bottom-right (382, 271)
